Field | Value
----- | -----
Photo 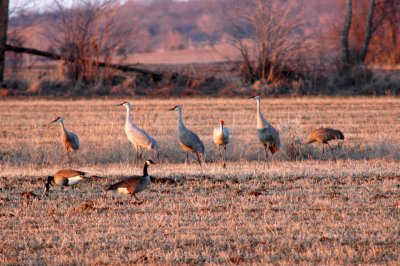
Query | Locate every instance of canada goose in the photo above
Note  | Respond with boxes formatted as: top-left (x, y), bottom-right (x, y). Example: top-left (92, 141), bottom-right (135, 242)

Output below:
top-left (303, 128), bottom-right (344, 162)
top-left (107, 159), bottom-right (156, 201)
top-left (43, 169), bottom-right (88, 195)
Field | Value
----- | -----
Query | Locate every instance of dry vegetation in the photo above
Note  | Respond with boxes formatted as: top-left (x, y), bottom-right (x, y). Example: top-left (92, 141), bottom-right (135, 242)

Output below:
top-left (1, 97), bottom-right (399, 264)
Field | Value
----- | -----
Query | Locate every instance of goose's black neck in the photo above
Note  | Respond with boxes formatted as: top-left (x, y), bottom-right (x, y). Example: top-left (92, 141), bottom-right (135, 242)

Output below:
top-left (143, 162), bottom-right (149, 176)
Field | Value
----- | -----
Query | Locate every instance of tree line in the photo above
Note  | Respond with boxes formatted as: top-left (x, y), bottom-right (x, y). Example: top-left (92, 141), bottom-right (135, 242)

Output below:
top-left (0, 0), bottom-right (399, 92)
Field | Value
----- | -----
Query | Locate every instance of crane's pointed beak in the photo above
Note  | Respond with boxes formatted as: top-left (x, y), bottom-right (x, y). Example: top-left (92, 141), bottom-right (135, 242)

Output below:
top-left (115, 103), bottom-right (124, 106)
top-left (49, 119), bottom-right (58, 124)
top-left (168, 107), bottom-right (175, 111)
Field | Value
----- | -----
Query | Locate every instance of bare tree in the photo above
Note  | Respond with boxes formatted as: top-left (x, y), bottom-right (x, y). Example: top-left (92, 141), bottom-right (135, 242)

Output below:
top-left (0, 0), bottom-right (9, 82)
top-left (385, 0), bottom-right (400, 63)
top-left (341, 0), bottom-right (352, 68)
top-left (224, 0), bottom-right (315, 86)
top-left (47, 0), bottom-right (136, 84)
top-left (341, 0), bottom-right (398, 66)
top-left (360, 0), bottom-right (375, 63)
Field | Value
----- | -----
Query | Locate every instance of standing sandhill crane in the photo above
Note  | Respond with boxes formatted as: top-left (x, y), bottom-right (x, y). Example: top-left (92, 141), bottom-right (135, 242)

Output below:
top-left (107, 159), bottom-right (156, 201)
top-left (213, 119), bottom-right (230, 168)
top-left (116, 101), bottom-right (159, 162)
top-left (303, 128), bottom-right (344, 162)
top-left (250, 95), bottom-right (281, 164)
top-left (43, 169), bottom-right (89, 195)
top-left (50, 117), bottom-right (79, 161)
top-left (169, 105), bottom-right (205, 165)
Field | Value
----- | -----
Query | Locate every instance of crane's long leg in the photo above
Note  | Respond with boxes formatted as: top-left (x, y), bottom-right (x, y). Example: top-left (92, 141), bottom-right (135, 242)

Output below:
top-left (297, 144), bottom-right (302, 161)
top-left (327, 142), bottom-right (337, 162)
top-left (222, 145), bottom-right (227, 169)
top-left (218, 146), bottom-right (222, 162)
top-left (320, 144), bottom-right (325, 161)
top-left (264, 144), bottom-right (270, 168)
top-left (135, 147), bottom-right (142, 163)
top-left (196, 152), bottom-right (202, 166)
top-left (224, 145), bottom-right (227, 160)
top-left (185, 153), bottom-right (189, 164)
top-left (58, 151), bottom-right (69, 163)
top-left (155, 149), bottom-right (160, 162)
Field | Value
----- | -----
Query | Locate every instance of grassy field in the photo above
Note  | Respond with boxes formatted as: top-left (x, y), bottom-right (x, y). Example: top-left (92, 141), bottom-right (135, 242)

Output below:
top-left (1, 97), bottom-right (399, 264)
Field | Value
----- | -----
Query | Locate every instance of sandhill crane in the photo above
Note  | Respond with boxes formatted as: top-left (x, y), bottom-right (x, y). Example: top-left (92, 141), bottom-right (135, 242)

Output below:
top-left (107, 159), bottom-right (156, 201)
top-left (303, 128), bottom-right (344, 162)
top-left (169, 105), bottom-right (205, 165)
top-left (213, 119), bottom-right (230, 168)
top-left (43, 169), bottom-right (89, 195)
top-left (250, 95), bottom-right (281, 164)
top-left (50, 116), bottom-right (79, 161)
top-left (116, 101), bottom-right (159, 162)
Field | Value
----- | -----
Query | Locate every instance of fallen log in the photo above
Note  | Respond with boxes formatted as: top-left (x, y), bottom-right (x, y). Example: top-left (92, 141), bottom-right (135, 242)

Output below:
top-left (5, 44), bottom-right (163, 81)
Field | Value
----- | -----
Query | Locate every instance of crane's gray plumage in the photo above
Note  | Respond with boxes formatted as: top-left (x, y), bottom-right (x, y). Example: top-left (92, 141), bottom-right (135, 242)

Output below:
top-left (117, 101), bottom-right (159, 161)
top-left (169, 105), bottom-right (204, 165)
top-left (251, 95), bottom-right (280, 163)
top-left (50, 116), bottom-right (80, 161)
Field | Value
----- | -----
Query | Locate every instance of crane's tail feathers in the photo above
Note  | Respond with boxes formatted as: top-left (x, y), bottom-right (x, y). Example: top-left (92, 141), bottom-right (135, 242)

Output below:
top-left (269, 144), bottom-right (278, 154)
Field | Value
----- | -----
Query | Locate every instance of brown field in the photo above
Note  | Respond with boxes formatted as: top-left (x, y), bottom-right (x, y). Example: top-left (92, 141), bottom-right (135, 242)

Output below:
top-left (1, 97), bottom-right (399, 264)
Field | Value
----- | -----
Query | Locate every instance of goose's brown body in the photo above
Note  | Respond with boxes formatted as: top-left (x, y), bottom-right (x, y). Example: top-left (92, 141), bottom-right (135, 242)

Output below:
top-left (107, 160), bottom-right (156, 201)
top-left (44, 169), bottom-right (88, 194)
top-left (53, 170), bottom-right (86, 186)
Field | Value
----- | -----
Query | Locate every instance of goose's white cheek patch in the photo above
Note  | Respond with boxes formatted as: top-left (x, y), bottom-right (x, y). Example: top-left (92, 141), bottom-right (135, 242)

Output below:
top-left (117, 188), bottom-right (130, 194)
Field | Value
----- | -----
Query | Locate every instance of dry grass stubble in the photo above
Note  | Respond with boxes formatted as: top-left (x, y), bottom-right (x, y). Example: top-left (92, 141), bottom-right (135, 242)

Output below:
top-left (0, 97), bottom-right (399, 264)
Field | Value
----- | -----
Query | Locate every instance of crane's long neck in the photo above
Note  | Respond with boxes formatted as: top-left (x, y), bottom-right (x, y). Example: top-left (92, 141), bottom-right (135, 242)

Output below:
top-left (256, 99), bottom-right (264, 128)
top-left (59, 121), bottom-right (68, 135)
top-left (177, 107), bottom-right (186, 130)
top-left (256, 98), bottom-right (269, 129)
top-left (125, 106), bottom-right (134, 128)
